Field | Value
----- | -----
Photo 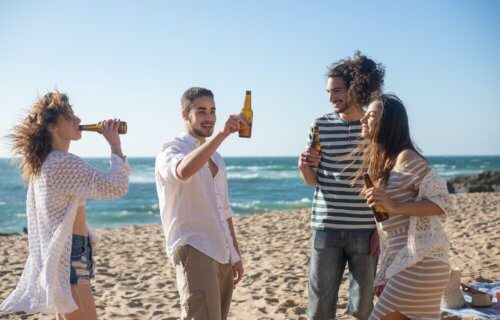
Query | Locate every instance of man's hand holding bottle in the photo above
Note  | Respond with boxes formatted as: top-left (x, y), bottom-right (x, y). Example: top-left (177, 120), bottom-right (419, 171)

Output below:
top-left (221, 114), bottom-right (249, 137)
top-left (298, 149), bottom-right (321, 169)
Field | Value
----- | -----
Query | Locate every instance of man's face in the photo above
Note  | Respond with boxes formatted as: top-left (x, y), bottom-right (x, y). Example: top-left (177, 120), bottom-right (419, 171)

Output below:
top-left (183, 96), bottom-right (216, 140)
top-left (326, 76), bottom-right (350, 114)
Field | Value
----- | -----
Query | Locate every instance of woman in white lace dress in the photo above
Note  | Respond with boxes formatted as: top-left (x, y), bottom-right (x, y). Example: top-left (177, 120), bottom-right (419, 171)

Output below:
top-left (1, 92), bottom-right (131, 319)
top-left (356, 94), bottom-right (452, 320)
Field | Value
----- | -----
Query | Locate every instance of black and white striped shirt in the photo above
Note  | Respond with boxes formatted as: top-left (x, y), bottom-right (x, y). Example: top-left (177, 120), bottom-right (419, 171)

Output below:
top-left (308, 113), bottom-right (375, 231)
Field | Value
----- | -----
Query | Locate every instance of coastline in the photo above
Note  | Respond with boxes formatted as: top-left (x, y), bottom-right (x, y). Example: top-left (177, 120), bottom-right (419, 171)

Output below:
top-left (1, 193), bottom-right (499, 319)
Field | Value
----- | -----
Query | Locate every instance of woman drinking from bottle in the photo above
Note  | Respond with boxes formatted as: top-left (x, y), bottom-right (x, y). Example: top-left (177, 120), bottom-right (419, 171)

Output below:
top-left (1, 92), bottom-right (130, 320)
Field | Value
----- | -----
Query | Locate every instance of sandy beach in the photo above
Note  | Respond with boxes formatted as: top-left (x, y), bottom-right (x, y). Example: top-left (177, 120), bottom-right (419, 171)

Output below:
top-left (1, 192), bottom-right (499, 320)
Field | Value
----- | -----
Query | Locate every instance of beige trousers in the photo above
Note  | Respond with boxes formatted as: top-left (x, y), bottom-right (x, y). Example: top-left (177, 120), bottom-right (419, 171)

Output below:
top-left (173, 245), bottom-right (234, 320)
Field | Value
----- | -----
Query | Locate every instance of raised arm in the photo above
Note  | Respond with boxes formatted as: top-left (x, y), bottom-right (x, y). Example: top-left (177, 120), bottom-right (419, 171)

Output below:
top-left (176, 114), bottom-right (247, 181)
top-left (48, 153), bottom-right (130, 200)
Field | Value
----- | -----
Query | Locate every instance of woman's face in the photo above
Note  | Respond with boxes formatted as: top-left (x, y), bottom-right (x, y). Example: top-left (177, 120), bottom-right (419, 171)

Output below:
top-left (52, 108), bottom-right (82, 141)
top-left (361, 100), bottom-right (383, 139)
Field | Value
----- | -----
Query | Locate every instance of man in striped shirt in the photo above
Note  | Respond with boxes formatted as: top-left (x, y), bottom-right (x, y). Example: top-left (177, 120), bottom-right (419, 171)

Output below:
top-left (299, 52), bottom-right (385, 320)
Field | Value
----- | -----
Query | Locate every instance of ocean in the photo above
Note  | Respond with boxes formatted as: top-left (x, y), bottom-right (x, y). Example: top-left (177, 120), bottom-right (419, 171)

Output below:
top-left (1, 156), bottom-right (499, 233)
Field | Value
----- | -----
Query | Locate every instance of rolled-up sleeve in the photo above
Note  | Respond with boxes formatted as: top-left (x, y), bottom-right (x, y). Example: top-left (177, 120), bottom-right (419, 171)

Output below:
top-left (221, 178), bottom-right (234, 219)
top-left (156, 142), bottom-right (191, 183)
top-left (221, 206), bottom-right (234, 220)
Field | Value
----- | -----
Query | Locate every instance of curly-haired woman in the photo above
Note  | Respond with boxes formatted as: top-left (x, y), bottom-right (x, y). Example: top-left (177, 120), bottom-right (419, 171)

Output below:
top-left (1, 92), bottom-right (130, 320)
top-left (299, 52), bottom-right (385, 319)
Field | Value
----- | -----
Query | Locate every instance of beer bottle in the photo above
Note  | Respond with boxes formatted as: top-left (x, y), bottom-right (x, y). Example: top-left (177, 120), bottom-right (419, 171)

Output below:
top-left (312, 127), bottom-right (321, 152)
top-left (239, 91), bottom-right (253, 138)
top-left (363, 173), bottom-right (390, 222)
top-left (79, 121), bottom-right (128, 134)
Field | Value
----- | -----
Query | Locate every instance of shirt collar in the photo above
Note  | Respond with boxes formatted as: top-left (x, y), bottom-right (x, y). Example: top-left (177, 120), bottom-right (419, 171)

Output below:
top-left (179, 132), bottom-right (221, 164)
top-left (180, 131), bottom-right (201, 147)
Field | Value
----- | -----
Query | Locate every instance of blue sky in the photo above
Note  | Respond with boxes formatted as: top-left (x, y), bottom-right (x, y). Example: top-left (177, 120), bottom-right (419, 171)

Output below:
top-left (1, 0), bottom-right (499, 157)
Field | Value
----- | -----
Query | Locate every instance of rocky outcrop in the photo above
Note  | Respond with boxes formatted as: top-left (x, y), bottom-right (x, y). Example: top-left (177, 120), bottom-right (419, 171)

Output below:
top-left (447, 171), bottom-right (500, 193)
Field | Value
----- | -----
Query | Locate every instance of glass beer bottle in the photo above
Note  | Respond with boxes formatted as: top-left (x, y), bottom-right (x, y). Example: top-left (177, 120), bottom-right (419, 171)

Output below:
top-left (363, 173), bottom-right (389, 222)
top-left (79, 121), bottom-right (128, 134)
top-left (239, 90), bottom-right (253, 138)
top-left (312, 127), bottom-right (321, 152)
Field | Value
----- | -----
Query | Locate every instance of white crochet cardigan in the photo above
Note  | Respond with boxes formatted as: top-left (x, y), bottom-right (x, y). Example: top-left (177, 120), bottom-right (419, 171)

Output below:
top-left (1, 151), bottom-right (131, 315)
top-left (375, 169), bottom-right (453, 287)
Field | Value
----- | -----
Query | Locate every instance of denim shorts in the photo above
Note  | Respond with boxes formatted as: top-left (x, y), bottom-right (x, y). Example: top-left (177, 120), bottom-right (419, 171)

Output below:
top-left (69, 234), bottom-right (94, 285)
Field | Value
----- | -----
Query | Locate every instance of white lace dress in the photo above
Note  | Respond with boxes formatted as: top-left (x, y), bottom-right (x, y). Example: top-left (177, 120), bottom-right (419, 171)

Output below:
top-left (0, 151), bottom-right (131, 315)
top-left (370, 157), bottom-right (453, 320)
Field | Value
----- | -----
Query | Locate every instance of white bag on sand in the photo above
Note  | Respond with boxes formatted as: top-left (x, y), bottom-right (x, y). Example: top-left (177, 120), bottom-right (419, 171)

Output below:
top-left (441, 269), bottom-right (466, 308)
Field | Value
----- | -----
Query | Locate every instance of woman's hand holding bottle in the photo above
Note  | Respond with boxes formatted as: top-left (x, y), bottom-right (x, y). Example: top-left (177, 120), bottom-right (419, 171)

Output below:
top-left (100, 119), bottom-right (124, 159)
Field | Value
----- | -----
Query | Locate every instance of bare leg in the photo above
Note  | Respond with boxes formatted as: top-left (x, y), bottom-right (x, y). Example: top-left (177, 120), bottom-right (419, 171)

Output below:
top-left (381, 311), bottom-right (410, 320)
top-left (59, 281), bottom-right (97, 320)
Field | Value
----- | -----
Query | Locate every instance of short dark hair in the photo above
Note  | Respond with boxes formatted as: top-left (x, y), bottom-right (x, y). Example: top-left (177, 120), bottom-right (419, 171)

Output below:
top-left (181, 87), bottom-right (214, 112)
top-left (327, 51), bottom-right (385, 108)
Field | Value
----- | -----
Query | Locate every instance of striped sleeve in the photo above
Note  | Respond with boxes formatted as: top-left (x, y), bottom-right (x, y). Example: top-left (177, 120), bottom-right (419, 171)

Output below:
top-left (397, 156), bottom-right (431, 190)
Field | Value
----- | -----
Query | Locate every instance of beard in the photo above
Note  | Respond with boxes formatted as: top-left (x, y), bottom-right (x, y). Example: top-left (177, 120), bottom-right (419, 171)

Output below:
top-left (192, 126), bottom-right (213, 138)
top-left (333, 101), bottom-right (351, 114)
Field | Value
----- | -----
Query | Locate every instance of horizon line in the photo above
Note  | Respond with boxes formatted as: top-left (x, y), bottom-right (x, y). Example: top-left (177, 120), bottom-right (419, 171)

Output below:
top-left (2, 154), bottom-right (500, 159)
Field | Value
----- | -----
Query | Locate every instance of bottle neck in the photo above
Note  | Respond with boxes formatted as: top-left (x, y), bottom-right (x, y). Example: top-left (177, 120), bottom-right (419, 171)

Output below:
top-left (79, 124), bottom-right (100, 131)
top-left (243, 95), bottom-right (251, 110)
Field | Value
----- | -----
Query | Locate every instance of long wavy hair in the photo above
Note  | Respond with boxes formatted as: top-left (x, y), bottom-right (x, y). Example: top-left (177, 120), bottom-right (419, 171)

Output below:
top-left (327, 51), bottom-right (385, 109)
top-left (353, 94), bottom-right (426, 187)
top-left (6, 91), bottom-right (73, 184)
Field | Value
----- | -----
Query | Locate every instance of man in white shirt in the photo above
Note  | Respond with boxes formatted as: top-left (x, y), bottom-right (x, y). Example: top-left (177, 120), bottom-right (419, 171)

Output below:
top-left (155, 87), bottom-right (246, 320)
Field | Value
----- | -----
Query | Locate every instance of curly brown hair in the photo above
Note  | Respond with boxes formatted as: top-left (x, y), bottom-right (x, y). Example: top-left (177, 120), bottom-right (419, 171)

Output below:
top-left (6, 91), bottom-right (73, 183)
top-left (327, 51), bottom-right (385, 109)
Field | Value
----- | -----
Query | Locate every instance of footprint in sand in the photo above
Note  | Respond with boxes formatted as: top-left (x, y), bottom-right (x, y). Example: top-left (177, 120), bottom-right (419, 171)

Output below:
top-left (264, 297), bottom-right (279, 305)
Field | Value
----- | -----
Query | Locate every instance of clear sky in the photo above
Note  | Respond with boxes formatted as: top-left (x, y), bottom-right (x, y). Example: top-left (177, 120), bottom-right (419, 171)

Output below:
top-left (1, 0), bottom-right (499, 157)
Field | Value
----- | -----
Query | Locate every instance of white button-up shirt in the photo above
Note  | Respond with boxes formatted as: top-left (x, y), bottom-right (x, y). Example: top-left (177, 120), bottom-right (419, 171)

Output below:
top-left (155, 132), bottom-right (240, 265)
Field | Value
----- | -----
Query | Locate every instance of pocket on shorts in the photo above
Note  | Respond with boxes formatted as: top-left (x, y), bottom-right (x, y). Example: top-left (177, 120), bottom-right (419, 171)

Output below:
top-left (313, 229), bottom-right (342, 249)
top-left (71, 243), bottom-right (87, 259)
top-left (313, 229), bottom-right (327, 249)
